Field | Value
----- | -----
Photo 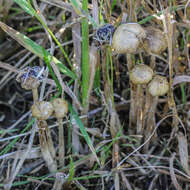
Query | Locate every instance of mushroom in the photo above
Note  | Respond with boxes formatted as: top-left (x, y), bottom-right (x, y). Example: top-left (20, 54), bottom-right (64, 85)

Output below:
top-left (144, 75), bottom-right (169, 151)
top-left (52, 98), bottom-right (68, 166)
top-left (144, 27), bottom-right (167, 55)
top-left (148, 75), bottom-right (169, 97)
top-left (31, 101), bottom-right (54, 120)
top-left (31, 101), bottom-right (57, 172)
top-left (112, 23), bottom-right (146, 54)
top-left (130, 64), bottom-right (154, 134)
top-left (143, 27), bottom-right (167, 70)
top-left (17, 67), bottom-right (57, 172)
top-left (130, 64), bottom-right (154, 85)
top-left (16, 66), bottom-right (44, 103)
top-left (111, 23), bottom-right (147, 133)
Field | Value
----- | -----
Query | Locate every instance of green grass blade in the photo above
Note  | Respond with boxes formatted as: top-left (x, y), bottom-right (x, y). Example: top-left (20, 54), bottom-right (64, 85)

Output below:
top-left (81, 0), bottom-right (90, 107)
top-left (180, 83), bottom-right (186, 105)
top-left (67, 156), bottom-right (75, 182)
top-left (0, 21), bottom-right (76, 80)
top-left (69, 0), bottom-right (98, 28)
top-left (69, 104), bottom-right (100, 165)
top-left (14, 0), bottom-right (36, 16)
top-left (111, 0), bottom-right (117, 10)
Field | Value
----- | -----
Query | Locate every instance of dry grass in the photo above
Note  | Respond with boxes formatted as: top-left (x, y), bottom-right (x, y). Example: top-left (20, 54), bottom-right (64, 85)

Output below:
top-left (0, 0), bottom-right (190, 189)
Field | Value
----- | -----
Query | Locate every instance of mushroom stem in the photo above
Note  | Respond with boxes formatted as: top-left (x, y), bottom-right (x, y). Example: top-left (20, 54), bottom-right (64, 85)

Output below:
top-left (58, 118), bottom-right (65, 167)
top-left (136, 85), bottom-right (144, 134)
top-left (32, 101), bottom-right (56, 172)
top-left (46, 124), bottom-right (56, 160)
top-left (150, 55), bottom-right (156, 70)
top-left (38, 120), bottom-right (57, 172)
top-left (32, 88), bottom-right (38, 103)
top-left (144, 96), bottom-right (158, 152)
top-left (51, 98), bottom-right (68, 167)
top-left (126, 54), bottom-right (136, 134)
top-left (129, 64), bottom-right (154, 135)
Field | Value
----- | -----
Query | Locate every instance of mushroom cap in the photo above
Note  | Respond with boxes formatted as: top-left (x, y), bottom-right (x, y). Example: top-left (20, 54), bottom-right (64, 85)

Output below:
top-left (20, 77), bottom-right (40, 90)
top-left (112, 23), bottom-right (146, 54)
top-left (52, 98), bottom-right (68, 119)
top-left (148, 75), bottom-right (169, 96)
top-left (130, 64), bottom-right (153, 84)
top-left (16, 66), bottom-right (44, 90)
top-left (31, 101), bottom-right (53, 120)
top-left (144, 27), bottom-right (167, 54)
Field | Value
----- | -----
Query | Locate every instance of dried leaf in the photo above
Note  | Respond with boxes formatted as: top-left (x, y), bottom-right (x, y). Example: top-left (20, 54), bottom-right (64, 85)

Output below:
top-left (169, 153), bottom-right (183, 190)
top-left (177, 132), bottom-right (190, 176)
top-left (173, 75), bottom-right (190, 86)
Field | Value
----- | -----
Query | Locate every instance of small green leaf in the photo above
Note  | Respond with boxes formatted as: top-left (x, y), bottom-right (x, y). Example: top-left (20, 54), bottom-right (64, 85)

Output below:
top-left (67, 156), bottom-right (75, 182)
top-left (14, 0), bottom-right (36, 17)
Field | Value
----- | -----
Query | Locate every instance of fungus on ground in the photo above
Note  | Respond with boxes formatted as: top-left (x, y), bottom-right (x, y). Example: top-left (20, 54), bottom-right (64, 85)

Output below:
top-left (144, 27), bottom-right (167, 55)
top-left (17, 66), bottom-right (57, 172)
top-left (143, 27), bottom-right (167, 70)
top-left (130, 64), bottom-right (154, 85)
top-left (31, 101), bottom-right (53, 120)
top-left (31, 101), bottom-right (57, 172)
top-left (129, 64), bottom-right (154, 134)
top-left (112, 23), bottom-right (146, 54)
top-left (52, 98), bottom-right (68, 167)
top-left (111, 23), bottom-right (147, 133)
top-left (144, 75), bottom-right (169, 151)
top-left (16, 66), bottom-right (44, 102)
top-left (148, 75), bottom-right (169, 97)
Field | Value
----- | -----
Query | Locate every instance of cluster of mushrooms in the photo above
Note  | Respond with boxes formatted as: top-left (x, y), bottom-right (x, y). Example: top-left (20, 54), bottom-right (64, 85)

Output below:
top-left (130, 64), bottom-right (169, 98)
top-left (17, 66), bottom-right (68, 172)
top-left (15, 23), bottom-right (168, 170)
top-left (95, 22), bottom-right (169, 147)
top-left (95, 22), bottom-right (167, 56)
top-left (111, 22), bottom-right (167, 55)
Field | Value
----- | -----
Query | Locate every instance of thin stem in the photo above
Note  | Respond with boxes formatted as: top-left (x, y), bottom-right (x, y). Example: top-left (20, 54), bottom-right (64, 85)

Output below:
top-left (144, 96), bottom-right (158, 152)
top-left (38, 120), bottom-right (57, 172)
top-left (136, 85), bottom-right (144, 135)
top-left (58, 118), bottom-right (65, 167)
top-left (32, 88), bottom-right (38, 103)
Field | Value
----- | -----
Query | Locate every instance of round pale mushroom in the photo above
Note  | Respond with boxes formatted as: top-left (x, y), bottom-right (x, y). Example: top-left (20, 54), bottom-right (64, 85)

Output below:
top-left (31, 101), bottom-right (53, 120)
top-left (130, 64), bottom-right (154, 85)
top-left (144, 27), bottom-right (167, 54)
top-left (148, 75), bottom-right (169, 96)
top-left (112, 23), bottom-right (146, 54)
top-left (52, 98), bottom-right (68, 119)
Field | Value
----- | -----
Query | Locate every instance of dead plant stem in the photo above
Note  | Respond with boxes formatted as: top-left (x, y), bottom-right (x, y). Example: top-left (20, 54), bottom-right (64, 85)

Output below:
top-left (58, 118), bottom-right (65, 167)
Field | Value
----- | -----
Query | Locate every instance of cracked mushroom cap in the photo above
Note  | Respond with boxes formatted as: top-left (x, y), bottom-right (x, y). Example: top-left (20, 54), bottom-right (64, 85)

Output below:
top-left (52, 98), bottom-right (68, 119)
top-left (31, 101), bottom-right (53, 120)
top-left (148, 75), bottom-right (169, 96)
top-left (130, 64), bottom-right (154, 85)
top-left (112, 23), bottom-right (146, 54)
